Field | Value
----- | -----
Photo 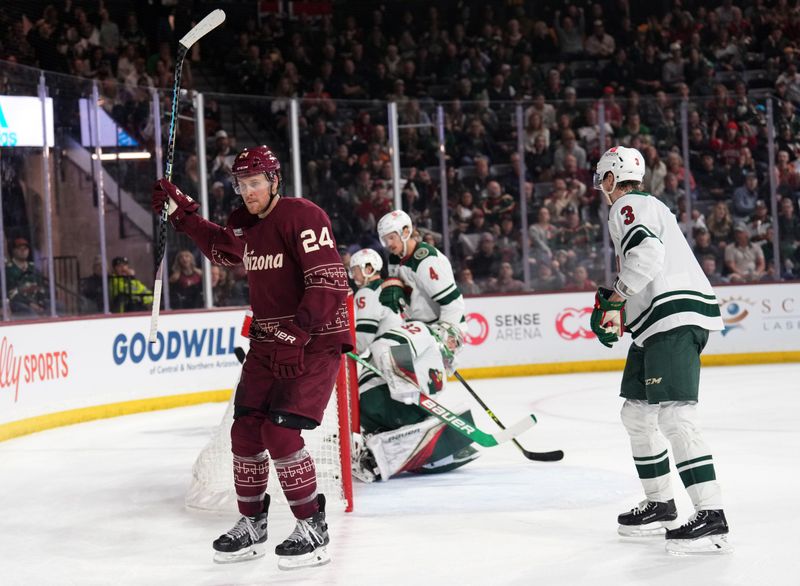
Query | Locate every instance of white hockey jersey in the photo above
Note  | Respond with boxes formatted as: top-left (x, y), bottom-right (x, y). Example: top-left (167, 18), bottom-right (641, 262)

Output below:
top-left (354, 279), bottom-right (406, 354)
top-left (358, 321), bottom-right (448, 398)
top-left (388, 242), bottom-right (465, 327)
top-left (608, 190), bottom-right (724, 345)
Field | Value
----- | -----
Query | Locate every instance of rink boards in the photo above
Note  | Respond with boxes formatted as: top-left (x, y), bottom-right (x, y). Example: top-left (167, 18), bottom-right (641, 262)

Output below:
top-left (1, 283), bottom-right (798, 440)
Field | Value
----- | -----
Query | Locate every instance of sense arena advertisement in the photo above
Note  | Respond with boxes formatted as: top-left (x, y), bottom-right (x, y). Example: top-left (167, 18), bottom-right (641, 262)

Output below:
top-left (459, 283), bottom-right (800, 368)
top-left (0, 309), bottom-right (248, 424)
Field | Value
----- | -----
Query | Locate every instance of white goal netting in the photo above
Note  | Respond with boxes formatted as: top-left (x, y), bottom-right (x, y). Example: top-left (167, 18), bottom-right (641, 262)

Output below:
top-left (185, 359), bottom-right (355, 513)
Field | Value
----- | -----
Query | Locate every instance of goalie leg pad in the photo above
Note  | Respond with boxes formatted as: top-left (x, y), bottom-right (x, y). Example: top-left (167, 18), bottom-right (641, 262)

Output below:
top-left (366, 417), bottom-right (446, 480)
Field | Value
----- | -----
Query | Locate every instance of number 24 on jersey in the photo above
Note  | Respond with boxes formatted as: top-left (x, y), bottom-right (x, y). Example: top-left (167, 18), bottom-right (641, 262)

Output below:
top-left (301, 227), bottom-right (334, 253)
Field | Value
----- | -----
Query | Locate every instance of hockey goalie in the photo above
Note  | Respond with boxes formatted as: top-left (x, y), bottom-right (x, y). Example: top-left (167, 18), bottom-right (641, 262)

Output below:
top-left (348, 248), bottom-right (479, 482)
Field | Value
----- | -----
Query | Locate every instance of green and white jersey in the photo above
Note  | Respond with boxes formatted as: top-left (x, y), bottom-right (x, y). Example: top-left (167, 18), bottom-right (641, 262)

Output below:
top-left (354, 279), bottom-right (406, 354)
top-left (358, 321), bottom-right (448, 397)
top-left (388, 242), bottom-right (465, 327)
top-left (608, 190), bottom-right (723, 345)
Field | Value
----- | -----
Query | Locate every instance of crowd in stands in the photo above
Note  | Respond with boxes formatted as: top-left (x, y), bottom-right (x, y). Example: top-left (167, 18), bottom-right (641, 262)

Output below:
top-left (3, 1), bottom-right (800, 317)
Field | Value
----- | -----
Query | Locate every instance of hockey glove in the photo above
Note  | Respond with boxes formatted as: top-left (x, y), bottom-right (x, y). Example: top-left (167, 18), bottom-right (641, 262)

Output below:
top-left (379, 278), bottom-right (408, 316)
top-left (271, 322), bottom-right (310, 379)
top-left (591, 287), bottom-right (626, 348)
top-left (151, 178), bottom-right (200, 223)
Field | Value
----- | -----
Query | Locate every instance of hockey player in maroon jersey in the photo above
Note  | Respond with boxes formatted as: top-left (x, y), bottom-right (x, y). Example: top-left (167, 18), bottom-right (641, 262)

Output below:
top-left (151, 145), bottom-right (351, 570)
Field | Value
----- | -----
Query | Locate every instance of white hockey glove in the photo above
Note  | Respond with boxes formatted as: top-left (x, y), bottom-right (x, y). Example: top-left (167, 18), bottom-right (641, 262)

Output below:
top-left (376, 350), bottom-right (420, 405)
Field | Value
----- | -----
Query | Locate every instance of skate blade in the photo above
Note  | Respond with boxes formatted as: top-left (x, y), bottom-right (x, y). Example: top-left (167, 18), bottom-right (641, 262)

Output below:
top-left (618, 520), bottom-right (678, 538)
top-left (213, 543), bottom-right (266, 564)
top-left (666, 534), bottom-right (733, 556)
top-left (277, 546), bottom-right (331, 571)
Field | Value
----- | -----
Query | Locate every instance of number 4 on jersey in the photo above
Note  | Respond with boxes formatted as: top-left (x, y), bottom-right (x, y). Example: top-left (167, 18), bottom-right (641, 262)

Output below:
top-left (301, 227), bottom-right (334, 253)
top-left (429, 266), bottom-right (439, 281)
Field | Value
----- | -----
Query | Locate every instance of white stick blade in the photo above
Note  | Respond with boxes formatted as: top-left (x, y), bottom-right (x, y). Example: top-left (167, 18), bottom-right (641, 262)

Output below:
top-left (148, 279), bottom-right (163, 343)
top-left (179, 9), bottom-right (226, 49)
top-left (493, 414), bottom-right (537, 443)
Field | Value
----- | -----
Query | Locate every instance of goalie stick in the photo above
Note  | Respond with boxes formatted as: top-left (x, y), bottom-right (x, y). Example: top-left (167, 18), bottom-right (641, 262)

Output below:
top-left (149, 9), bottom-right (227, 343)
top-left (346, 351), bottom-right (536, 448)
top-left (453, 370), bottom-right (564, 462)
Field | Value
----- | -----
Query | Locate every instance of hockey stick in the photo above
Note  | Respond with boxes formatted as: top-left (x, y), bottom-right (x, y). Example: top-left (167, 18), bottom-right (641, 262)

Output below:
top-left (149, 9), bottom-right (227, 343)
top-left (453, 370), bottom-right (564, 462)
top-left (346, 352), bottom-right (536, 448)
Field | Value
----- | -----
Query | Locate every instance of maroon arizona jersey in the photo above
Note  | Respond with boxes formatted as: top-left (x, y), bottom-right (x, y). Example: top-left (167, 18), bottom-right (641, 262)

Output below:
top-left (172, 197), bottom-right (352, 352)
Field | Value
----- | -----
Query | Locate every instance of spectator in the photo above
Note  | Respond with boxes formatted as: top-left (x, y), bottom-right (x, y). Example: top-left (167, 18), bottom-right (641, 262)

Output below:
top-left (209, 130), bottom-right (236, 183)
top-left (602, 48), bottom-right (635, 95)
top-left (642, 145), bottom-right (667, 197)
top-left (732, 172), bottom-right (761, 220)
top-left (747, 199), bottom-right (772, 245)
top-left (169, 250), bottom-right (204, 309)
top-left (469, 233), bottom-right (503, 285)
top-left (693, 227), bottom-right (724, 266)
top-left (658, 173), bottom-right (685, 215)
top-left (585, 20), bottom-right (615, 58)
top-left (109, 256), bottom-right (152, 313)
top-left (526, 135), bottom-right (554, 182)
top-left (487, 262), bottom-right (526, 293)
top-left (706, 201), bottom-right (735, 247)
top-left (695, 152), bottom-right (730, 201)
top-left (725, 223), bottom-right (765, 282)
top-left (545, 178), bottom-right (581, 219)
top-left (567, 265), bottom-right (597, 291)
top-left (80, 255), bottom-right (106, 313)
top-left (210, 265), bottom-right (232, 307)
top-left (524, 111), bottom-right (550, 150)
top-left (777, 196), bottom-right (800, 262)
top-left (456, 268), bottom-right (482, 296)
top-left (528, 207), bottom-right (557, 262)
top-left (662, 42), bottom-right (686, 90)
top-left (553, 130), bottom-right (587, 172)
top-left (554, 7), bottom-right (586, 60)
top-left (5, 237), bottom-right (48, 317)
top-left (532, 261), bottom-right (566, 291)
top-left (700, 254), bottom-right (728, 286)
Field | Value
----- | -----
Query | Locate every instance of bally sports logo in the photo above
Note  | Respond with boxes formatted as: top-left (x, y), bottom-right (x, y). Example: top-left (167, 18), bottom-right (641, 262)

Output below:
top-left (556, 307), bottom-right (595, 340)
top-left (0, 337), bottom-right (69, 402)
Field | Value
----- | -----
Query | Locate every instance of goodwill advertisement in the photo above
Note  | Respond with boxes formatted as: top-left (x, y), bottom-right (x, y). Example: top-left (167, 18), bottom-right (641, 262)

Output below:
top-left (0, 309), bottom-right (248, 425)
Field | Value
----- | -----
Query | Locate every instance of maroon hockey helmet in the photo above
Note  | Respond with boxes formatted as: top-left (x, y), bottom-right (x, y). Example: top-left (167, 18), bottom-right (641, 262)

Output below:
top-left (231, 145), bottom-right (281, 193)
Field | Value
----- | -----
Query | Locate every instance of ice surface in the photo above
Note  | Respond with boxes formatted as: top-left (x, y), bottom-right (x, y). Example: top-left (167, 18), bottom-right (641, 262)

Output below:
top-left (1, 364), bottom-right (798, 585)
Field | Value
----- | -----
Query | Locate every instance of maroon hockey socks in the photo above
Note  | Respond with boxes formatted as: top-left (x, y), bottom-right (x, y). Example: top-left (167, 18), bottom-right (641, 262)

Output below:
top-left (274, 448), bottom-right (319, 519)
top-left (232, 451), bottom-right (269, 516)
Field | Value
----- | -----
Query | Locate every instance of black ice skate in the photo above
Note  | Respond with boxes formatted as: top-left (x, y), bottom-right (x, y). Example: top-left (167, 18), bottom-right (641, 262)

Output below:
top-left (665, 509), bottom-right (733, 555)
top-left (617, 499), bottom-right (678, 537)
top-left (276, 494), bottom-right (331, 570)
top-left (212, 495), bottom-right (269, 563)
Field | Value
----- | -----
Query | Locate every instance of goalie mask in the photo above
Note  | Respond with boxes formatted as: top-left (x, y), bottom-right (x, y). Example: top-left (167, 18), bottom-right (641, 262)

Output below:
top-left (429, 322), bottom-right (464, 373)
top-left (377, 210), bottom-right (413, 257)
top-left (593, 146), bottom-right (645, 204)
top-left (348, 248), bottom-right (383, 286)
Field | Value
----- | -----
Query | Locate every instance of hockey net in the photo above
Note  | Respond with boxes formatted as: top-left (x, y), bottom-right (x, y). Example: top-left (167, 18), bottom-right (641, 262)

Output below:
top-left (185, 297), bottom-right (359, 513)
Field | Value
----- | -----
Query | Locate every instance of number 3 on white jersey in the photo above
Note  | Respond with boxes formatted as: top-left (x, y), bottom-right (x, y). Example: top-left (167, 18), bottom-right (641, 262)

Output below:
top-left (301, 227), bottom-right (335, 253)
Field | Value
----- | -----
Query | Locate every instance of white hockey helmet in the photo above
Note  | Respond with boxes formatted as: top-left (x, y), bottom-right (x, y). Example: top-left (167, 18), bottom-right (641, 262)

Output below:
top-left (593, 146), bottom-right (645, 202)
top-left (348, 248), bottom-right (383, 283)
top-left (377, 210), bottom-right (413, 247)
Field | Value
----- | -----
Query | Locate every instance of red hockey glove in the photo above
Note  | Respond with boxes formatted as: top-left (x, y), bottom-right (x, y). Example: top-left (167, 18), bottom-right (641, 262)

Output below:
top-left (271, 322), bottom-right (311, 379)
top-left (151, 178), bottom-right (199, 223)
